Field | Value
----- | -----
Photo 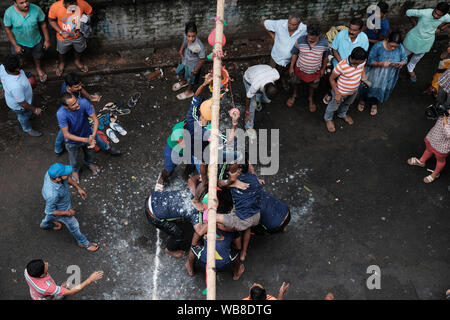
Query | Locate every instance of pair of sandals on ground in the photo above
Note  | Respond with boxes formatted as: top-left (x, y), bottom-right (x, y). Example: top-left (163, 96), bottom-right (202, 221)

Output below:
top-left (172, 81), bottom-right (194, 100)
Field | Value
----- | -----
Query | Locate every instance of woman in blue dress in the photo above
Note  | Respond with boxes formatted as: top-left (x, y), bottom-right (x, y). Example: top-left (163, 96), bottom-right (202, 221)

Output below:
top-left (358, 32), bottom-right (407, 115)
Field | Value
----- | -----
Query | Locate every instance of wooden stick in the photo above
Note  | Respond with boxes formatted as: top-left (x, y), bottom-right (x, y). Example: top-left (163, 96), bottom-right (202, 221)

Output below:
top-left (206, 0), bottom-right (225, 301)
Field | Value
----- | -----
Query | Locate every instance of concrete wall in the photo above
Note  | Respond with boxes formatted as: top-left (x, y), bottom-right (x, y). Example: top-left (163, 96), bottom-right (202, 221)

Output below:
top-left (0, 0), bottom-right (441, 54)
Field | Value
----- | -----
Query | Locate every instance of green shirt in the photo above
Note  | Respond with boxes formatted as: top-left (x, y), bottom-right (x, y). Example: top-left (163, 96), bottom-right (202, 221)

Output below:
top-left (403, 9), bottom-right (450, 54)
top-left (167, 121), bottom-right (185, 155)
top-left (3, 4), bottom-right (45, 48)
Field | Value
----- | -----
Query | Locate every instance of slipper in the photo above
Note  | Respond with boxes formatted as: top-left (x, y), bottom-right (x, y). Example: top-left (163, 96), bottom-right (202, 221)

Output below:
top-left (103, 102), bottom-right (117, 111)
top-left (98, 109), bottom-right (111, 117)
top-left (325, 120), bottom-right (336, 133)
top-left (176, 91), bottom-right (194, 100)
top-left (38, 72), bottom-right (48, 83)
top-left (357, 102), bottom-right (365, 112)
top-left (111, 108), bottom-right (131, 116)
top-left (255, 102), bottom-right (262, 112)
top-left (71, 173), bottom-right (80, 184)
top-left (88, 163), bottom-right (100, 175)
top-left (110, 122), bottom-right (127, 136)
top-left (78, 242), bottom-right (99, 252)
top-left (131, 92), bottom-right (141, 103)
top-left (106, 128), bottom-right (119, 143)
top-left (127, 99), bottom-right (137, 108)
top-left (323, 94), bottom-right (332, 105)
top-left (172, 82), bottom-right (189, 92)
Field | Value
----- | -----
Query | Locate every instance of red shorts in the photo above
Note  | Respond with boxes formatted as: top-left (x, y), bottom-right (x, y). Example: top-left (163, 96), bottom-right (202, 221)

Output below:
top-left (294, 67), bottom-right (320, 88)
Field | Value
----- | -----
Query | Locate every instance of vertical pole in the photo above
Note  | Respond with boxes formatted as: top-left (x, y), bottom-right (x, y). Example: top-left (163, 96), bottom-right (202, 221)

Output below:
top-left (206, 0), bottom-right (225, 301)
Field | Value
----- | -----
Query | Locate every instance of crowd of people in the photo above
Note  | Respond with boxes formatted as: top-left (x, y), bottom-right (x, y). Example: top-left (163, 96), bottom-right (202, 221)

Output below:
top-left (1, 0), bottom-right (449, 300)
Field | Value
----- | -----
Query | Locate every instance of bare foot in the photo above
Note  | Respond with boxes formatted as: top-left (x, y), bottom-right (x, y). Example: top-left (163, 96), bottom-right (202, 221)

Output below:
top-left (240, 251), bottom-right (246, 262)
top-left (185, 260), bottom-right (194, 276)
top-left (308, 101), bottom-right (317, 112)
top-left (233, 264), bottom-right (245, 280)
top-left (53, 221), bottom-right (62, 230)
top-left (56, 63), bottom-right (64, 77)
top-left (164, 248), bottom-right (185, 258)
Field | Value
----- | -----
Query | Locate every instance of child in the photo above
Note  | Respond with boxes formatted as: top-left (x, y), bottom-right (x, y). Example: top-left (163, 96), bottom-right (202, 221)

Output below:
top-left (172, 22), bottom-right (206, 100)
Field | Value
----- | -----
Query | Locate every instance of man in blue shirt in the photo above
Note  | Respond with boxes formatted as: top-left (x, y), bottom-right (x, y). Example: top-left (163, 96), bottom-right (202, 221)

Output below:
top-left (57, 92), bottom-right (99, 183)
top-left (0, 54), bottom-right (42, 136)
top-left (323, 18), bottom-right (369, 104)
top-left (40, 163), bottom-right (98, 251)
top-left (54, 73), bottom-right (119, 156)
top-left (257, 192), bottom-right (291, 234)
top-left (3, 0), bottom-right (51, 82)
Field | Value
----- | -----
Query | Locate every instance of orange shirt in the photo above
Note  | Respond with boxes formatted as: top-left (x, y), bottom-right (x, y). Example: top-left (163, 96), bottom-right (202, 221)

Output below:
top-left (332, 58), bottom-right (366, 96)
top-left (48, 0), bottom-right (92, 41)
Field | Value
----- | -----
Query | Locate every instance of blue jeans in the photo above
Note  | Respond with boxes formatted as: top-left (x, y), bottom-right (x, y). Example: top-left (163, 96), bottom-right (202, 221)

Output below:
top-left (55, 130), bottom-right (109, 153)
top-left (40, 214), bottom-right (89, 246)
top-left (66, 142), bottom-right (94, 173)
top-left (243, 77), bottom-right (270, 129)
top-left (13, 109), bottom-right (32, 132)
top-left (324, 90), bottom-right (358, 121)
top-left (164, 144), bottom-right (182, 173)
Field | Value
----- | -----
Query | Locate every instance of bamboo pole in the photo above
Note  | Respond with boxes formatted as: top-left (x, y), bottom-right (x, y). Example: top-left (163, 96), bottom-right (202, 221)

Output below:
top-left (206, 0), bottom-right (225, 301)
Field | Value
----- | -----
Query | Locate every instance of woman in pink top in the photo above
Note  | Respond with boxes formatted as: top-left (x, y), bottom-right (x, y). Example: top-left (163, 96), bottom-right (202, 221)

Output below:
top-left (407, 113), bottom-right (450, 183)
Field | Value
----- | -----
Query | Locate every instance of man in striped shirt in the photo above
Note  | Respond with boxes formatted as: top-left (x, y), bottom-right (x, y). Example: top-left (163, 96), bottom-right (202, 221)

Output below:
top-left (287, 23), bottom-right (329, 112)
top-left (24, 259), bottom-right (103, 300)
top-left (324, 47), bottom-right (369, 133)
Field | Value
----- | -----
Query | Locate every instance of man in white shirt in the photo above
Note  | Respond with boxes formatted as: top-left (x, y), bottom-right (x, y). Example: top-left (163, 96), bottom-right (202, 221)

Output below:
top-left (262, 12), bottom-right (307, 90)
top-left (243, 65), bottom-right (279, 137)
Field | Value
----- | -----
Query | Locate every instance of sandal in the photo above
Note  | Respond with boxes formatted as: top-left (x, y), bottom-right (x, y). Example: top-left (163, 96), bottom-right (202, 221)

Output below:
top-left (88, 163), bottom-right (100, 175)
top-left (131, 92), bottom-right (141, 103)
top-left (106, 128), bottom-right (119, 143)
top-left (176, 91), bottom-right (194, 100)
top-left (370, 105), bottom-right (378, 116)
top-left (172, 82), bottom-right (188, 92)
top-left (154, 174), bottom-right (165, 191)
top-left (357, 102), bottom-right (365, 112)
top-left (71, 173), bottom-right (80, 184)
top-left (424, 173), bottom-right (439, 184)
top-left (407, 157), bottom-right (425, 167)
top-left (110, 122), bottom-right (127, 136)
top-left (78, 242), bottom-right (99, 252)
top-left (286, 96), bottom-right (296, 108)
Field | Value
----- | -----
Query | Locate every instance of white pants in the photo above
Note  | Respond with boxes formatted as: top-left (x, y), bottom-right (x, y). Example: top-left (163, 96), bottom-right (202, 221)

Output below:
top-left (404, 48), bottom-right (425, 73)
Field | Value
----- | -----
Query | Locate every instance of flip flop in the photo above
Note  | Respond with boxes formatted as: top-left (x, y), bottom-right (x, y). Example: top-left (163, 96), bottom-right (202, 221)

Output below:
top-left (78, 242), bottom-right (99, 252)
top-left (176, 91), bottom-right (194, 100)
top-left (370, 105), bottom-right (378, 116)
top-left (70, 173), bottom-right (79, 184)
top-left (88, 163), bottom-right (100, 175)
top-left (111, 108), bottom-right (131, 116)
top-left (110, 122), bottom-right (127, 136)
top-left (172, 82), bottom-right (189, 92)
top-left (106, 128), bottom-right (119, 143)
top-left (103, 102), bottom-right (117, 111)
top-left (131, 92), bottom-right (141, 103)
top-left (127, 99), bottom-right (137, 108)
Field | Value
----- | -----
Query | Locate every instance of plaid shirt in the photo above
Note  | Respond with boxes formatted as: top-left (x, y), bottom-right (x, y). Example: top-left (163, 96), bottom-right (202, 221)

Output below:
top-left (438, 68), bottom-right (450, 93)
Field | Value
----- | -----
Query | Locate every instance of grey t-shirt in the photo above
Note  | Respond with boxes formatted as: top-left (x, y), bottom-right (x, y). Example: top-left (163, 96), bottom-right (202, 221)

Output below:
top-left (182, 35), bottom-right (206, 69)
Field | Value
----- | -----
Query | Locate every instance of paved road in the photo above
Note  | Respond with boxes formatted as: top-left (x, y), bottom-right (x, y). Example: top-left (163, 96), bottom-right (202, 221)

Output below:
top-left (0, 52), bottom-right (449, 300)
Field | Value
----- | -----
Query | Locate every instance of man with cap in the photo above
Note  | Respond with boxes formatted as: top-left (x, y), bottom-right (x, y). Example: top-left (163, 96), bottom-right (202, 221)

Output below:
top-left (40, 163), bottom-right (99, 252)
